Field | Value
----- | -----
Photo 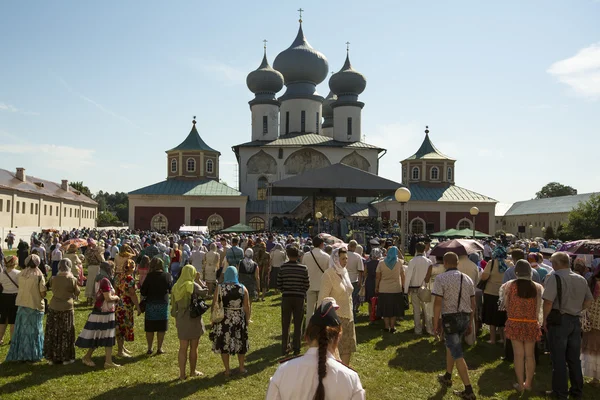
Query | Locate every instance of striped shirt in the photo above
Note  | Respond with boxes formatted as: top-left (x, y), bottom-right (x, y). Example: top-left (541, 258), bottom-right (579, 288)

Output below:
top-left (277, 261), bottom-right (310, 298)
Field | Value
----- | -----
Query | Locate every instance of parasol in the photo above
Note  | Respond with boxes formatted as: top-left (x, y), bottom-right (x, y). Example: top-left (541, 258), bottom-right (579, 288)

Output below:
top-left (558, 240), bottom-right (600, 255)
top-left (319, 233), bottom-right (347, 249)
top-left (62, 238), bottom-right (88, 248)
top-left (430, 239), bottom-right (484, 257)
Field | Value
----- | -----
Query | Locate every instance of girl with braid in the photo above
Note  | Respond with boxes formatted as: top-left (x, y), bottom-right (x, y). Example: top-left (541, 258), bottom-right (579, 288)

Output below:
top-left (266, 298), bottom-right (365, 400)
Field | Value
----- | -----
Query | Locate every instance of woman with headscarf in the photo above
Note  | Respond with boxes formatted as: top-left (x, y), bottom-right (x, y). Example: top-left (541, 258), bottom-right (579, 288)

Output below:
top-left (170, 243), bottom-right (183, 281)
top-left (171, 264), bottom-right (209, 380)
top-left (64, 244), bottom-right (84, 295)
top-left (253, 241), bottom-right (270, 301)
top-left (115, 259), bottom-right (141, 358)
top-left (211, 266), bottom-right (251, 377)
top-left (137, 255), bottom-right (151, 288)
top-left (141, 257), bottom-right (172, 355)
top-left (269, 243), bottom-right (287, 294)
top-left (582, 262), bottom-right (600, 385)
top-left (498, 260), bottom-right (543, 392)
top-left (238, 248), bottom-right (259, 303)
top-left (480, 244), bottom-right (511, 344)
top-left (17, 239), bottom-right (30, 268)
top-left (0, 256), bottom-right (21, 346)
top-left (84, 239), bottom-right (105, 305)
top-left (44, 259), bottom-right (80, 365)
top-left (114, 244), bottom-right (136, 285)
top-left (203, 243), bottom-right (220, 295)
top-left (375, 246), bottom-right (406, 333)
top-left (318, 248), bottom-right (357, 366)
top-left (5, 255), bottom-right (47, 362)
top-left (364, 248), bottom-right (382, 320)
top-left (76, 261), bottom-right (121, 369)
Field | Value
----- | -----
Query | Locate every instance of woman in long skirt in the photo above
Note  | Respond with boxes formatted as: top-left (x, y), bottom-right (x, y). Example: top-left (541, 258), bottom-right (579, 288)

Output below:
top-left (583, 265), bottom-right (600, 384)
top-left (5, 255), bottom-right (47, 362)
top-left (115, 259), bottom-right (141, 357)
top-left (76, 261), bottom-right (121, 369)
top-left (84, 239), bottom-right (105, 305)
top-left (44, 259), bottom-right (80, 364)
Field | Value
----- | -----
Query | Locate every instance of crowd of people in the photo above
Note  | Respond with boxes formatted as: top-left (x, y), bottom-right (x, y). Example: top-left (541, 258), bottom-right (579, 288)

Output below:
top-left (0, 227), bottom-right (599, 399)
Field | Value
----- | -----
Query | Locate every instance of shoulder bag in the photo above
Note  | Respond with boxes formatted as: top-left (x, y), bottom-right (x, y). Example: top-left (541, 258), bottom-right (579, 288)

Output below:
top-left (1, 269), bottom-right (20, 294)
top-left (441, 273), bottom-right (465, 335)
top-left (546, 275), bottom-right (563, 326)
top-left (310, 251), bottom-right (324, 273)
top-left (190, 291), bottom-right (209, 318)
top-left (476, 260), bottom-right (493, 291)
top-left (210, 285), bottom-right (225, 323)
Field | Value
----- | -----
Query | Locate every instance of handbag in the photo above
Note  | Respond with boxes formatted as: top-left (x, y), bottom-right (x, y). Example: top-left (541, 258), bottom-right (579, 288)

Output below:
top-left (139, 298), bottom-right (147, 313)
top-left (210, 285), bottom-right (225, 323)
top-left (417, 281), bottom-right (432, 303)
top-left (476, 260), bottom-right (494, 291)
top-left (546, 275), bottom-right (563, 326)
top-left (190, 292), bottom-right (209, 318)
top-left (441, 274), bottom-right (466, 335)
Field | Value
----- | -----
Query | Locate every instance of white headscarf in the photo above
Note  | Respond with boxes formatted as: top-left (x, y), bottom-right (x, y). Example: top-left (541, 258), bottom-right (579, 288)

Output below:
top-left (241, 248), bottom-right (255, 273)
top-left (329, 248), bottom-right (353, 292)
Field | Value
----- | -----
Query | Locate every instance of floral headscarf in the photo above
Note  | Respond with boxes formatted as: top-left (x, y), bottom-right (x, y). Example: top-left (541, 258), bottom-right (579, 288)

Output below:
top-left (492, 245), bottom-right (509, 273)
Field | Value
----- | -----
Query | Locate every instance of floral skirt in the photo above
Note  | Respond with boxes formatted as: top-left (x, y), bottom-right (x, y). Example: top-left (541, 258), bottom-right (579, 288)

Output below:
top-left (582, 328), bottom-right (600, 380)
top-left (504, 319), bottom-right (541, 342)
top-left (43, 309), bottom-right (75, 363)
top-left (5, 307), bottom-right (44, 362)
top-left (116, 303), bottom-right (135, 341)
top-left (338, 317), bottom-right (357, 355)
top-left (211, 309), bottom-right (249, 354)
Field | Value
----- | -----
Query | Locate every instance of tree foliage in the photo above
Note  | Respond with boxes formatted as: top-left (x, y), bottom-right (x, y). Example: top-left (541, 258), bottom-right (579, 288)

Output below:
top-left (93, 191), bottom-right (129, 224)
top-left (535, 182), bottom-right (577, 199)
top-left (70, 181), bottom-right (92, 198)
top-left (559, 194), bottom-right (600, 240)
top-left (543, 226), bottom-right (555, 240)
top-left (97, 211), bottom-right (121, 227)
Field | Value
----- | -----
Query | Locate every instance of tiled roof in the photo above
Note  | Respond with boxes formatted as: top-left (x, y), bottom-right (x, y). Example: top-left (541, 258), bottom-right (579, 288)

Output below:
top-left (233, 133), bottom-right (383, 151)
top-left (336, 202), bottom-right (377, 218)
top-left (167, 125), bottom-right (220, 154)
top-left (504, 193), bottom-right (598, 216)
top-left (246, 200), bottom-right (301, 214)
top-left (129, 179), bottom-right (242, 197)
top-left (0, 168), bottom-right (97, 205)
top-left (372, 183), bottom-right (496, 204)
top-left (403, 133), bottom-right (454, 161)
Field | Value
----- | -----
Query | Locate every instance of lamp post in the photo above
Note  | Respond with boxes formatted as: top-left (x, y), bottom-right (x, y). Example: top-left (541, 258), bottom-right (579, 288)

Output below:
top-left (541, 226), bottom-right (546, 239)
top-left (529, 224), bottom-right (533, 239)
top-left (315, 211), bottom-right (322, 235)
top-left (470, 206), bottom-right (479, 238)
top-left (395, 187), bottom-right (411, 255)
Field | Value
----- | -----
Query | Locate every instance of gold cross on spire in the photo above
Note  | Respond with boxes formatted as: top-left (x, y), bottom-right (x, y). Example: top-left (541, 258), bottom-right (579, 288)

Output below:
top-left (346, 41), bottom-right (350, 53)
top-left (263, 39), bottom-right (268, 49)
top-left (298, 8), bottom-right (304, 22)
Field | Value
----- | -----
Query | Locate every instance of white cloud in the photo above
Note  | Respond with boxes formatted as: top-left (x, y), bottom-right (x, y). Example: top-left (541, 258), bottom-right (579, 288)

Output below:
top-left (0, 144), bottom-right (96, 171)
top-left (547, 42), bottom-right (600, 99)
top-left (0, 102), bottom-right (39, 115)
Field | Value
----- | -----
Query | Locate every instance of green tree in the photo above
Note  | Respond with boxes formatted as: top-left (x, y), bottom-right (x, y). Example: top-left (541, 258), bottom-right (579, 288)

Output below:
top-left (494, 230), bottom-right (506, 237)
top-left (97, 211), bottom-right (120, 227)
top-left (535, 182), bottom-right (577, 199)
top-left (71, 181), bottom-right (92, 198)
top-left (561, 194), bottom-right (600, 239)
top-left (543, 226), bottom-right (555, 240)
top-left (115, 203), bottom-right (129, 223)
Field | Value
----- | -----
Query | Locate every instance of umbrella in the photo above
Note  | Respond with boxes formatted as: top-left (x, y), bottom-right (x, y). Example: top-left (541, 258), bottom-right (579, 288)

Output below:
top-left (452, 229), bottom-right (492, 239)
top-left (430, 239), bottom-right (484, 257)
top-left (559, 240), bottom-right (600, 255)
top-left (220, 223), bottom-right (257, 233)
top-left (430, 229), bottom-right (459, 238)
top-left (319, 233), bottom-right (347, 249)
top-left (62, 238), bottom-right (88, 248)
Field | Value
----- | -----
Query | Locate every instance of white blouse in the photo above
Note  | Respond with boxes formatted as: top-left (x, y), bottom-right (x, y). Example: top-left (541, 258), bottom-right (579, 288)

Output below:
top-left (266, 347), bottom-right (365, 400)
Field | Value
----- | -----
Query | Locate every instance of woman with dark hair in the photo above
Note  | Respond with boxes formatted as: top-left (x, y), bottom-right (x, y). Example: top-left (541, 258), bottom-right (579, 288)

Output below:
top-left (582, 263), bottom-right (600, 384)
top-left (17, 239), bottom-right (30, 268)
top-left (318, 248), bottom-right (357, 366)
top-left (76, 261), bottom-right (121, 368)
top-left (44, 259), bottom-right (80, 364)
top-left (499, 260), bottom-right (543, 392)
top-left (141, 257), bottom-right (172, 355)
top-left (5, 254), bottom-right (46, 362)
top-left (266, 298), bottom-right (365, 399)
top-left (480, 245), bottom-right (510, 344)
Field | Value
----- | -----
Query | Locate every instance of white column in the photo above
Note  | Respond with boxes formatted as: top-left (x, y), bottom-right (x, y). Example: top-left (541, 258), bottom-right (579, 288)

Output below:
top-left (440, 209), bottom-right (447, 230)
top-left (184, 206), bottom-right (191, 225)
top-left (421, 161), bottom-right (426, 181)
top-left (443, 161), bottom-right (448, 182)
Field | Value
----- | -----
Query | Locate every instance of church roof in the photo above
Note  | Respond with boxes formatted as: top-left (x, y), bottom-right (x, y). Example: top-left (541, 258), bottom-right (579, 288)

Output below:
top-left (233, 133), bottom-right (382, 152)
top-left (129, 179), bottom-right (241, 197)
top-left (336, 202), bottom-right (377, 218)
top-left (372, 183), bottom-right (496, 204)
top-left (403, 128), bottom-right (454, 161)
top-left (246, 200), bottom-right (301, 214)
top-left (503, 192), bottom-right (598, 217)
top-left (167, 123), bottom-right (220, 154)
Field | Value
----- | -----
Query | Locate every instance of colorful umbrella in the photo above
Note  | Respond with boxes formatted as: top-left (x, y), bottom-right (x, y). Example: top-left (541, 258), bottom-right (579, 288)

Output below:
top-left (62, 238), bottom-right (88, 248)
top-left (559, 240), bottom-right (600, 255)
top-left (430, 239), bottom-right (484, 257)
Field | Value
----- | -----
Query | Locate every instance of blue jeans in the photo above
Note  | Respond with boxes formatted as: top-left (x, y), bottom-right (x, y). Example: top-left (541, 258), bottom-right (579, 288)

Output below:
top-left (547, 314), bottom-right (583, 399)
top-left (443, 313), bottom-right (470, 359)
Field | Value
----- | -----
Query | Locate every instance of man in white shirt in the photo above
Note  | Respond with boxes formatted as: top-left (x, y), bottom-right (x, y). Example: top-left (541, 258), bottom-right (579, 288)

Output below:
top-left (346, 240), bottom-right (365, 318)
top-left (301, 236), bottom-right (330, 324)
top-left (109, 240), bottom-right (119, 260)
top-left (189, 246), bottom-right (206, 274)
top-left (483, 241), bottom-right (493, 261)
top-left (404, 242), bottom-right (432, 335)
top-left (457, 255), bottom-right (479, 286)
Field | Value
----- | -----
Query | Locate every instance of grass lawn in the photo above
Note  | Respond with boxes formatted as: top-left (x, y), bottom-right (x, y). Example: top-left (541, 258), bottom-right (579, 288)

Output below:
top-left (0, 253), bottom-right (597, 399)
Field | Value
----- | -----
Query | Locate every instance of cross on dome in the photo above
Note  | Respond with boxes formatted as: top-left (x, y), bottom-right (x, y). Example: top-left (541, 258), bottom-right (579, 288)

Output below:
top-left (298, 7), bottom-right (304, 22)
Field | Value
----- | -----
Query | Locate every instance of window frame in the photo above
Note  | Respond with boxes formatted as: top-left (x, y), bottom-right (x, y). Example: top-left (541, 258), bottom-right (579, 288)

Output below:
top-left (186, 158), bottom-right (196, 173)
top-left (430, 166), bottom-right (439, 180)
top-left (171, 158), bottom-right (177, 173)
top-left (411, 167), bottom-right (420, 180)
top-left (206, 159), bottom-right (214, 174)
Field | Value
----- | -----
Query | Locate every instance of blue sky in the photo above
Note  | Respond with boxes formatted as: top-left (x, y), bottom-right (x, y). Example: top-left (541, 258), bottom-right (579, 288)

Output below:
top-left (0, 0), bottom-right (598, 204)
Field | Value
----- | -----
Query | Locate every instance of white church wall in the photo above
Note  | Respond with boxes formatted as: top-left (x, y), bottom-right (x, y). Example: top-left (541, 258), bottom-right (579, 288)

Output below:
top-left (333, 105), bottom-right (362, 143)
top-left (279, 99), bottom-right (322, 134)
top-left (251, 104), bottom-right (279, 141)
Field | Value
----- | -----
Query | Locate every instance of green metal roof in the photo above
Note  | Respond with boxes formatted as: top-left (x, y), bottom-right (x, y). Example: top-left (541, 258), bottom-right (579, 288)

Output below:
top-left (504, 192), bottom-right (598, 216)
top-left (403, 133), bottom-right (454, 161)
top-left (167, 125), bottom-right (220, 154)
top-left (129, 179), bottom-right (242, 197)
top-left (233, 133), bottom-right (382, 151)
top-left (246, 200), bottom-right (301, 214)
top-left (372, 183), bottom-right (496, 203)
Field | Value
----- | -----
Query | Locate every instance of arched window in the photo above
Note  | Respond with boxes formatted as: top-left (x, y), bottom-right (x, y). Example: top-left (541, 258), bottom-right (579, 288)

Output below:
top-left (447, 167), bottom-right (453, 181)
top-left (410, 218), bottom-right (425, 234)
top-left (257, 176), bottom-right (268, 200)
top-left (207, 213), bottom-right (224, 232)
top-left (249, 216), bottom-right (265, 231)
top-left (186, 158), bottom-right (196, 172)
top-left (151, 213), bottom-right (168, 231)
top-left (411, 167), bottom-right (420, 180)
top-left (170, 159), bottom-right (177, 173)
top-left (430, 166), bottom-right (439, 180)
top-left (206, 159), bottom-right (214, 174)
top-left (457, 218), bottom-right (473, 230)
